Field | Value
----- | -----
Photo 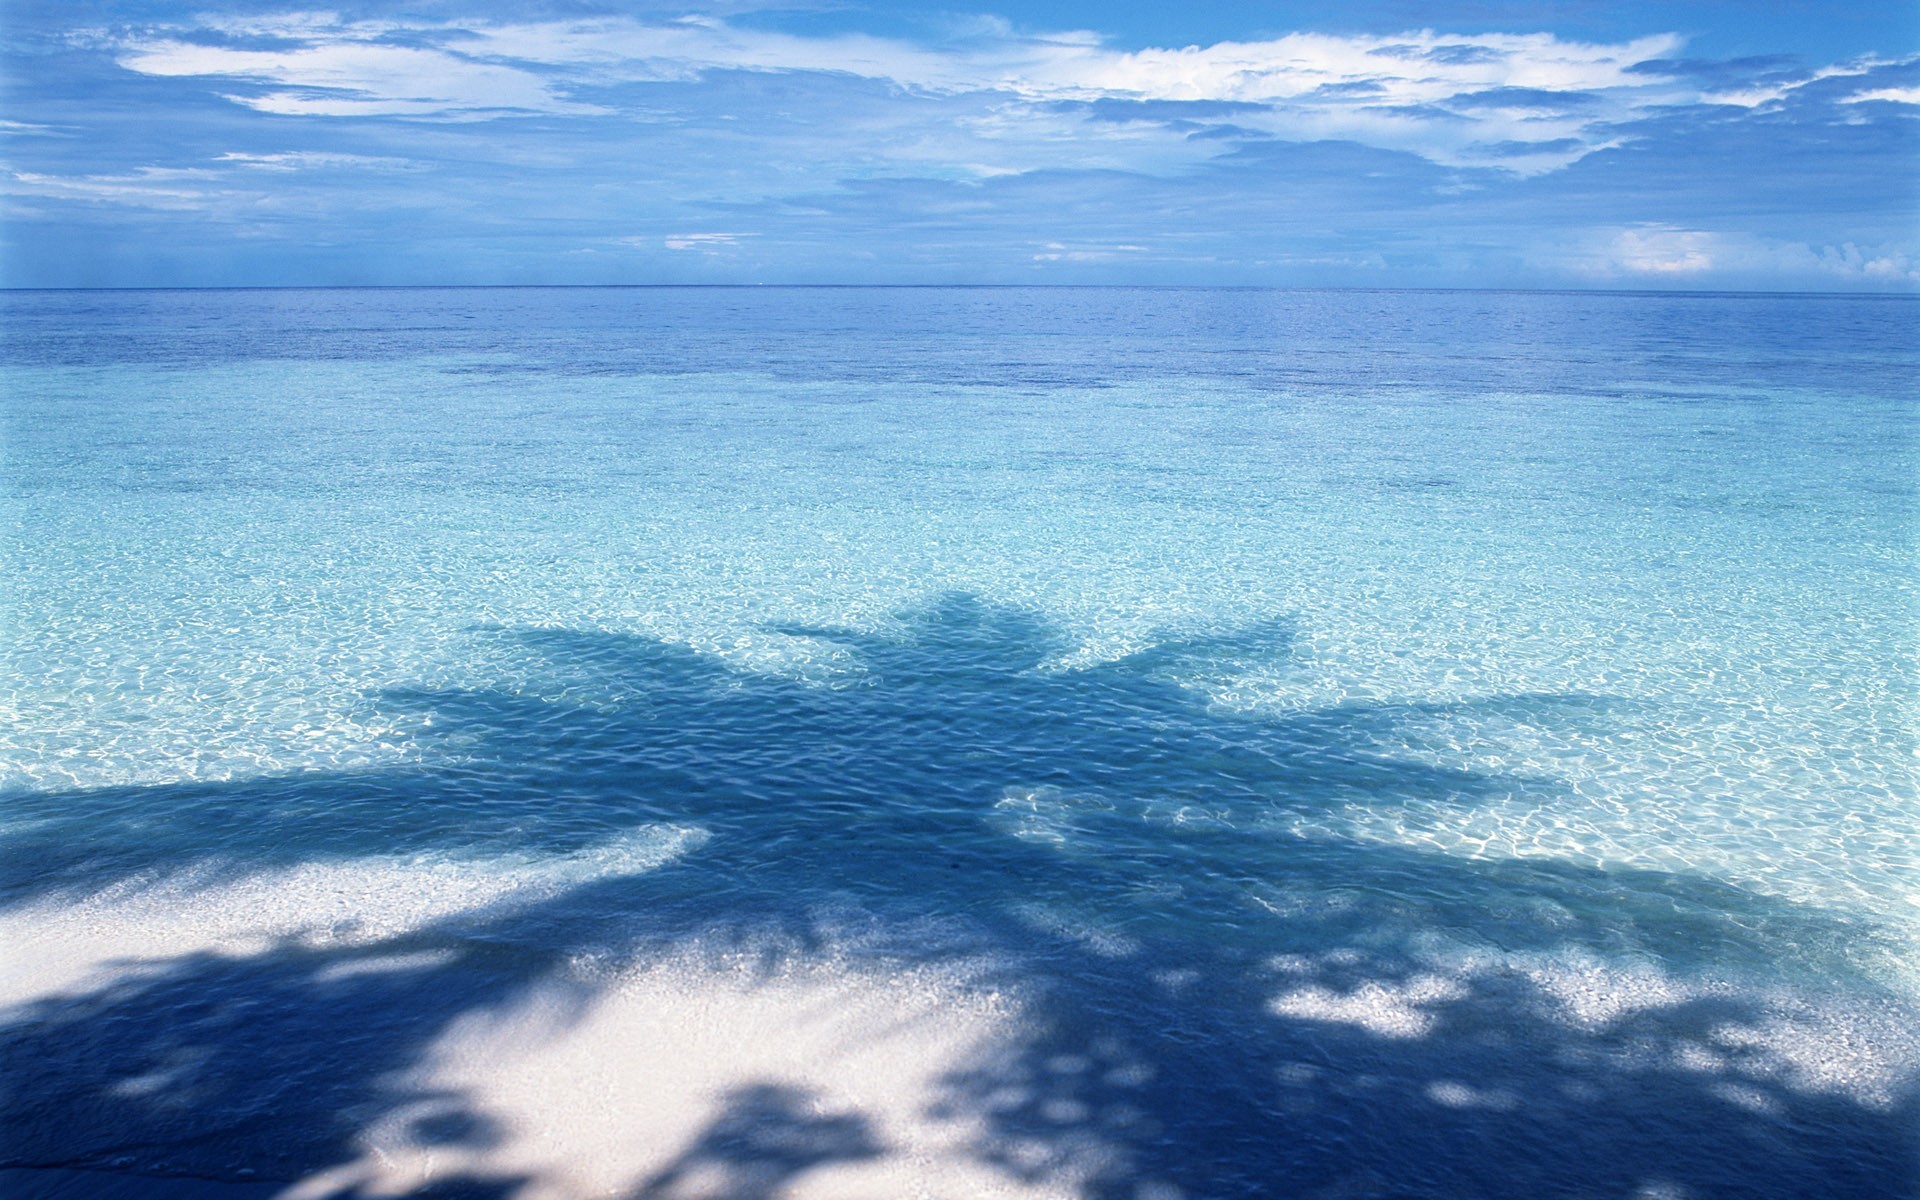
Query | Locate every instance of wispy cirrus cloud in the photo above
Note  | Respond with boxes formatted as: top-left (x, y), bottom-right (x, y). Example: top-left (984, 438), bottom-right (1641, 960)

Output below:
top-left (215, 151), bottom-right (418, 170)
top-left (1030, 239), bottom-right (1148, 261)
top-left (5, 150), bottom-right (423, 214)
top-left (6, 5), bottom-right (1914, 288)
top-left (99, 13), bottom-right (1705, 173)
top-left (1845, 85), bottom-right (1920, 105)
top-left (6, 167), bottom-right (221, 209)
top-left (658, 231), bottom-right (754, 252)
top-left (116, 37), bottom-right (607, 117)
top-left (1, 118), bottom-right (70, 136)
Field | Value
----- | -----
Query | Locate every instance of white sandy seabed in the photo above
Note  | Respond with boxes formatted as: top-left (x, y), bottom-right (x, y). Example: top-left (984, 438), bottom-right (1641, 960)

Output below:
top-left (3, 826), bottom-right (1917, 1200)
top-left (0, 830), bottom-right (1077, 1199)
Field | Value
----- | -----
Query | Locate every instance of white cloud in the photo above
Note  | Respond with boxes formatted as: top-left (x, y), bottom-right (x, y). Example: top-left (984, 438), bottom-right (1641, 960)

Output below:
top-left (1700, 60), bottom-right (1877, 108)
top-left (0, 119), bottom-right (69, 136)
top-left (657, 232), bottom-right (754, 252)
top-left (1031, 240), bottom-right (1148, 261)
top-left (215, 151), bottom-right (416, 170)
top-left (104, 14), bottom-right (1705, 173)
top-left (1061, 31), bottom-right (1682, 102)
top-left (1845, 85), bottom-right (1920, 105)
top-left (1803, 241), bottom-right (1920, 282)
top-left (1557, 225), bottom-right (1920, 283)
top-left (1608, 225), bottom-right (1717, 274)
top-left (6, 167), bottom-right (221, 209)
top-left (5, 151), bottom-right (427, 214)
top-left (117, 37), bottom-right (606, 117)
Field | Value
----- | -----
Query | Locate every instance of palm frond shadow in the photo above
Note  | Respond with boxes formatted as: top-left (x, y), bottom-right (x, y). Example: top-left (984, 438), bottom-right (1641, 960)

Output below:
top-left (1, 594), bottom-right (1911, 1198)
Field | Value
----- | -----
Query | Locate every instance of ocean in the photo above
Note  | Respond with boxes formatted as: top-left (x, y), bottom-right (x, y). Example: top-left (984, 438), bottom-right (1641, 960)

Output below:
top-left (2, 286), bottom-right (1915, 1198)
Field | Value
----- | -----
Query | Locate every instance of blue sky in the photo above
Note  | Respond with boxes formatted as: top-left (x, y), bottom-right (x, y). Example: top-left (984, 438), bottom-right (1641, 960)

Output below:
top-left (3, 1), bottom-right (1915, 288)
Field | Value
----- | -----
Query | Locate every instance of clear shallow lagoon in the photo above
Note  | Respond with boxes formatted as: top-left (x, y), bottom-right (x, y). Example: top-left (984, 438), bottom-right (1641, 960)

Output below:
top-left (1, 287), bottom-right (1915, 1197)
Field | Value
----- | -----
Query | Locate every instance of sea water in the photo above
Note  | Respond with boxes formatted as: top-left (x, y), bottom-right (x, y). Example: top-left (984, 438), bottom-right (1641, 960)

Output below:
top-left (1, 287), bottom-right (1914, 1198)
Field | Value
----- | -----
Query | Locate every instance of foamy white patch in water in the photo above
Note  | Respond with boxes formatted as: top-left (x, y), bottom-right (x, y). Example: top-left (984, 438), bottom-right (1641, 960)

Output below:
top-left (0, 825), bottom-right (706, 1008)
top-left (284, 948), bottom-right (1083, 1200)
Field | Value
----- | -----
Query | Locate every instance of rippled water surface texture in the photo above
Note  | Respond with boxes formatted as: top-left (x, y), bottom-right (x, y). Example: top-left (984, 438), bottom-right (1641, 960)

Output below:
top-left (2, 287), bottom-right (1916, 1199)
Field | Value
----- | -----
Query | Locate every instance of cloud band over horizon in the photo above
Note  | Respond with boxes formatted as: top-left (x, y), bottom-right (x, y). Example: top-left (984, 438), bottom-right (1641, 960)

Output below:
top-left (3, 3), bottom-right (1916, 288)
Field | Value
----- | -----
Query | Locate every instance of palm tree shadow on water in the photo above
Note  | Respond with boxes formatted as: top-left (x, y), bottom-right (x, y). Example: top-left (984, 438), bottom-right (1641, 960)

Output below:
top-left (1, 595), bottom-right (1913, 1198)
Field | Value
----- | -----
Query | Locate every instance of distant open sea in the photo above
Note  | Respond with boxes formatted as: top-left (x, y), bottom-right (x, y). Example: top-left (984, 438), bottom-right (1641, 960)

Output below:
top-left (2, 287), bottom-right (1915, 1198)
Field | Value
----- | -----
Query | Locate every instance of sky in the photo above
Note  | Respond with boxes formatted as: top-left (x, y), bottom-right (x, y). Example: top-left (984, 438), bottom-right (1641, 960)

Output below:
top-left (2, 1), bottom-right (1916, 289)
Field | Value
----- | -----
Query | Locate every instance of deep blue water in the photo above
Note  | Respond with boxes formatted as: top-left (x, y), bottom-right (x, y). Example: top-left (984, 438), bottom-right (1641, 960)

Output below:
top-left (2, 288), bottom-right (1916, 1198)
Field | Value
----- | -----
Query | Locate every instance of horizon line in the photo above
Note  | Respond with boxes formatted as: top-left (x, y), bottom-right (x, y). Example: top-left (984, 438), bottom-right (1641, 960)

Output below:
top-left (3, 283), bottom-right (1915, 299)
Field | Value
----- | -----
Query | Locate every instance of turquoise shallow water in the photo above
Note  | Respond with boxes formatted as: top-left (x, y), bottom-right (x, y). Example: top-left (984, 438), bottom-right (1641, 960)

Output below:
top-left (1, 288), bottom-right (1916, 1197)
